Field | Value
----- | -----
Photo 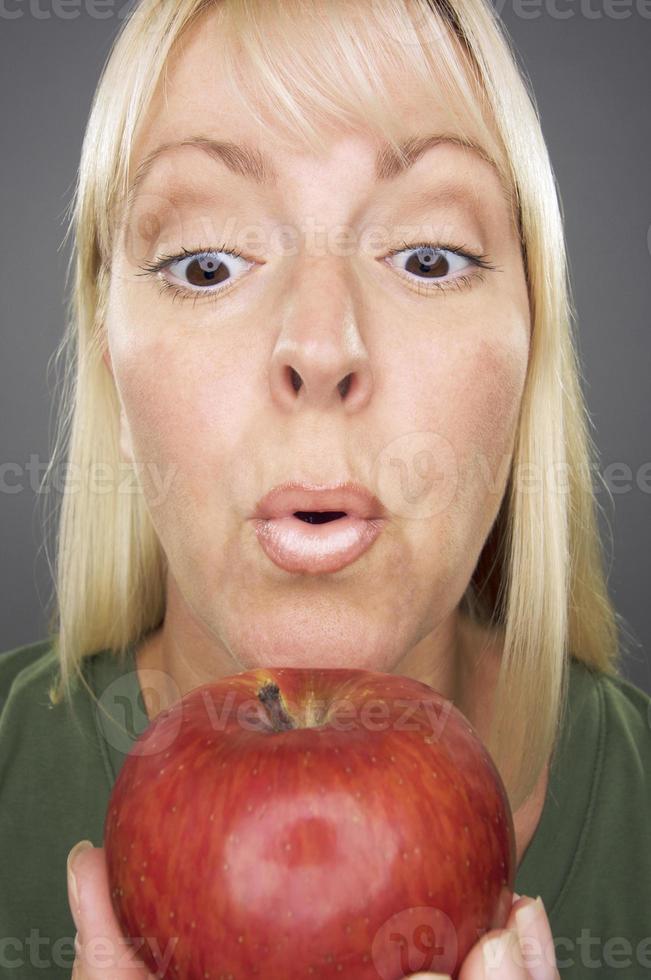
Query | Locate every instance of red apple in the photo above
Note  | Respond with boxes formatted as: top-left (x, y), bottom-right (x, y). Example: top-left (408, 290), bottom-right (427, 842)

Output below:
top-left (104, 667), bottom-right (515, 979)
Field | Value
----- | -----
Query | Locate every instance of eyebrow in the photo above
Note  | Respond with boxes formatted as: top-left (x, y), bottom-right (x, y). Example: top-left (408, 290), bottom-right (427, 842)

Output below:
top-left (122, 132), bottom-right (510, 220)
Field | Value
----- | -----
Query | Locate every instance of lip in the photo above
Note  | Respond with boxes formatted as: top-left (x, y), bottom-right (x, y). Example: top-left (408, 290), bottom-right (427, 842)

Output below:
top-left (252, 480), bottom-right (387, 521)
top-left (250, 480), bottom-right (387, 574)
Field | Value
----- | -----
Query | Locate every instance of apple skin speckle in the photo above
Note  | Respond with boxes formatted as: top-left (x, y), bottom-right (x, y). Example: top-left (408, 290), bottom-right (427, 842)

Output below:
top-left (104, 666), bottom-right (515, 979)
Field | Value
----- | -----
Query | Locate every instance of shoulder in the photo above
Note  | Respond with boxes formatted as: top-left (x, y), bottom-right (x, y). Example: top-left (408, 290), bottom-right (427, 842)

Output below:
top-left (0, 636), bottom-right (126, 769)
top-left (0, 635), bottom-right (139, 849)
top-left (0, 639), bottom-right (117, 971)
top-left (0, 636), bottom-right (60, 716)
top-left (558, 660), bottom-right (651, 935)
top-left (515, 657), bottom-right (651, 953)
top-left (587, 662), bottom-right (651, 802)
top-left (563, 656), bottom-right (651, 796)
top-left (569, 656), bottom-right (651, 758)
top-left (0, 635), bottom-right (148, 793)
top-left (0, 637), bottom-right (94, 776)
top-left (598, 664), bottom-right (651, 733)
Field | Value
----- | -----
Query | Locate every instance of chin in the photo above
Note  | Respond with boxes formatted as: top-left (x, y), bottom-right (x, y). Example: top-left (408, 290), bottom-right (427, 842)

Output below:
top-left (226, 610), bottom-right (403, 676)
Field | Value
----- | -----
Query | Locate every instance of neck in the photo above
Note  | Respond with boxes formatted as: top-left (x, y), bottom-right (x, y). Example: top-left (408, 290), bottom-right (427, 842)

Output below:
top-left (136, 573), bottom-right (494, 739)
top-left (134, 584), bottom-right (549, 864)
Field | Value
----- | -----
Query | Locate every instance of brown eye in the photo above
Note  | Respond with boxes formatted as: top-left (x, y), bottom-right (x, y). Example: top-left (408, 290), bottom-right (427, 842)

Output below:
top-left (403, 247), bottom-right (448, 278)
top-left (185, 255), bottom-right (230, 286)
top-left (387, 245), bottom-right (470, 282)
top-left (166, 250), bottom-right (255, 292)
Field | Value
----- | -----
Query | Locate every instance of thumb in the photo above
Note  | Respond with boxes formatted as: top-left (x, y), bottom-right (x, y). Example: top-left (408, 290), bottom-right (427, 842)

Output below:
top-left (66, 841), bottom-right (154, 977)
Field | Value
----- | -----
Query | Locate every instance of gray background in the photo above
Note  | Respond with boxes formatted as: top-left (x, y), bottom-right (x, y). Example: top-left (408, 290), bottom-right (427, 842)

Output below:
top-left (1, 1), bottom-right (649, 693)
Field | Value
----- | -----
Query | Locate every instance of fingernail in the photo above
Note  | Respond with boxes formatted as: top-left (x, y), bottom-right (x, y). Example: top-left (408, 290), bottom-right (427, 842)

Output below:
top-left (482, 928), bottom-right (519, 974)
top-left (514, 895), bottom-right (554, 980)
top-left (67, 840), bottom-right (93, 928)
top-left (515, 894), bottom-right (544, 935)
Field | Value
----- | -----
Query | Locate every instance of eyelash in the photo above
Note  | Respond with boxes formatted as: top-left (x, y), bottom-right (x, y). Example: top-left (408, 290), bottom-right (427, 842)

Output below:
top-left (135, 240), bottom-right (498, 308)
top-left (387, 240), bottom-right (496, 297)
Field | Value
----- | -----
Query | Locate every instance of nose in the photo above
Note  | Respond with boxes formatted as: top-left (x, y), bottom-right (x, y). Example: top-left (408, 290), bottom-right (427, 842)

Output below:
top-left (267, 256), bottom-right (373, 413)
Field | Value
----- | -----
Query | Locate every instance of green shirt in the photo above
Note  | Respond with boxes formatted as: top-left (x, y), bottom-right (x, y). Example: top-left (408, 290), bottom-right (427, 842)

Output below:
top-left (1, 639), bottom-right (650, 978)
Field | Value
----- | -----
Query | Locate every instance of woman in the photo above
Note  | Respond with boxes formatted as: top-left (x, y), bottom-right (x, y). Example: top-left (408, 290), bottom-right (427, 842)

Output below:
top-left (1, 0), bottom-right (649, 978)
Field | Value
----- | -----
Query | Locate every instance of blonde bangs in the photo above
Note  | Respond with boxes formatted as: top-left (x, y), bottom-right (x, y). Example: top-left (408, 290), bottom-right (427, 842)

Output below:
top-left (211, 0), bottom-right (503, 162)
top-left (86, 0), bottom-right (519, 277)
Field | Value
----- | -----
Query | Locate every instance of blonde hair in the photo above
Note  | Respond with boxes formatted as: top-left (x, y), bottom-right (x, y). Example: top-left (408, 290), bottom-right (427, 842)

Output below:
top-left (42, 0), bottom-right (623, 812)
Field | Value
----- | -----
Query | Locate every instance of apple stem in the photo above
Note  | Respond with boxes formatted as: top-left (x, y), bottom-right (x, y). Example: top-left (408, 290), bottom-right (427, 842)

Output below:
top-left (258, 683), bottom-right (295, 731)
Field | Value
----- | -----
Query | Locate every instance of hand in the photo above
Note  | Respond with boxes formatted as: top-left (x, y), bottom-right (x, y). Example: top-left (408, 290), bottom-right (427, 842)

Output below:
top-left (408, 891), bottom-right (561, 979)
top-left (68, 843), bottom-right (559, 980)
top-left (67, 841), bottom-right (159, 978)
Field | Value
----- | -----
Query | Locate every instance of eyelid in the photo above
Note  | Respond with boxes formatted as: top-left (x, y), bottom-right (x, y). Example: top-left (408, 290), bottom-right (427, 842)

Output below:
top-left (385, 239), bottom-right (490, 263)
top-left (157, 245), bottom-right (254, 274)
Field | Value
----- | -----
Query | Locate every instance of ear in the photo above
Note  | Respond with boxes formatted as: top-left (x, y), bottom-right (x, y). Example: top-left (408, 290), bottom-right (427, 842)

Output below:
top-left (102, 346), bottom-right (134, 465)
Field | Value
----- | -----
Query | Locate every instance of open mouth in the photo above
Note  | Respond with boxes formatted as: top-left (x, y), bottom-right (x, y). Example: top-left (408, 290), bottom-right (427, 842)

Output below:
top-left (293, 511), bottom-right (348, 524)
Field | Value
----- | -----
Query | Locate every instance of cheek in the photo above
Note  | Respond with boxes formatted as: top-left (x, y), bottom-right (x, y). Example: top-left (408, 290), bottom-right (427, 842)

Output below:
top-left (106, 262), bottom-right (250, 463)
top-left (422, 324), bottom-right (529, 592)
top-left (448, 325), bottom-right (529, 531)
top-left (461, 333), bottom-right (528, 456)
top-left (112, 342), bottom-right (248, 571)
top-left (115, 331), bottom-right (244, 458)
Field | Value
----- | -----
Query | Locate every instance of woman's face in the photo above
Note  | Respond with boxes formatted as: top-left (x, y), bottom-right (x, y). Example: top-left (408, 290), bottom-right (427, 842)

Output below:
top-left (105, 10), bottom-right (530, 676)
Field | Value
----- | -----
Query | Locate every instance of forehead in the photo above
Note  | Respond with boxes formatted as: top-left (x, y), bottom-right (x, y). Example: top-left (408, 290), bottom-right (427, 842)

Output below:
top-left (128, 4), bottom-right (505, 183)
top-left (132, 8), bottom-right (494, 157)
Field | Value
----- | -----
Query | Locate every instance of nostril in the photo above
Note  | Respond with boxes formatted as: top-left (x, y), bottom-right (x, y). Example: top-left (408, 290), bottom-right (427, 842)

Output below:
top-left (294, 511), bottom-right (347, 524)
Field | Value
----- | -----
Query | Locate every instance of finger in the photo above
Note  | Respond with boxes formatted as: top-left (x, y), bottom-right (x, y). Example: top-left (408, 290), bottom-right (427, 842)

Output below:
top-left (67, 844), bottom-right (153, 977)
top-left (508, 895), bottom-right (561, 980)
top-left (459, 926), bottom-right (528, 979)
top-left (408, 974), bottom-right (453, 979)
